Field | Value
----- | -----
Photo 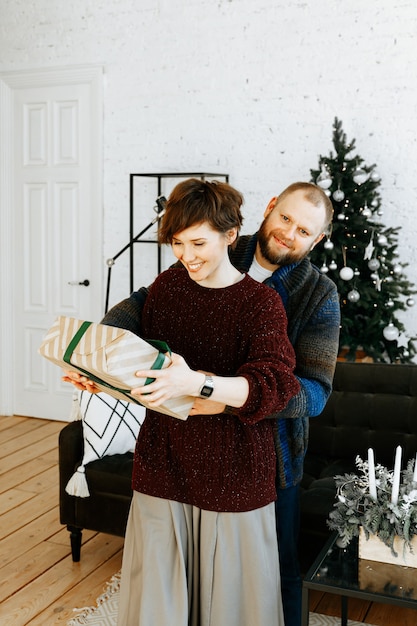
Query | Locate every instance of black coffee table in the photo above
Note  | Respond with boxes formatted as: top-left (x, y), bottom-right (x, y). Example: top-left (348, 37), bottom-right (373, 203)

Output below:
top-left (302, 531), bottom-right (417, 626)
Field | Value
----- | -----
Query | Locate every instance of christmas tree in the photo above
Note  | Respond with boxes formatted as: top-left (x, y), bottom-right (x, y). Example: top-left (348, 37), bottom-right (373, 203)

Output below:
top-left (309, 118), bottom-right (416, 363)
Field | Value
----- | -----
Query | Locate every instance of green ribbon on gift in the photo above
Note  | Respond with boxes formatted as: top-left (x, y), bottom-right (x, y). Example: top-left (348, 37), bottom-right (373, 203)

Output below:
top-left (143, 339), bottom-right (171, 385)
top-left (63, 321), bottom-right (171, 402)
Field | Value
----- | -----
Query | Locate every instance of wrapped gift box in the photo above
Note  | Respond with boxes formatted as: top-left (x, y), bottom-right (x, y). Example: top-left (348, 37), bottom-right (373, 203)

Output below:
top-left (39, 316), bottom-right (194, 420)
top-left (359, 527), bottom-right (417, 567)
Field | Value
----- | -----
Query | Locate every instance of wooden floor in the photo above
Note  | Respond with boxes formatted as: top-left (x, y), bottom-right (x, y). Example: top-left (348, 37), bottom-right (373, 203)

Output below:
top-left (1, 415), bottom-right (416, 625)
top-left (0, 414), bottom-right (124, 625)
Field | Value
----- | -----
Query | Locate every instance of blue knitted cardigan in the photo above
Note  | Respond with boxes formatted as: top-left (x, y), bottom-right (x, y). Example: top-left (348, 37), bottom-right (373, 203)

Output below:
top-left (229, 235), bottom-right (340, 488)
top-left (102, 233), bottom-right (341, 489)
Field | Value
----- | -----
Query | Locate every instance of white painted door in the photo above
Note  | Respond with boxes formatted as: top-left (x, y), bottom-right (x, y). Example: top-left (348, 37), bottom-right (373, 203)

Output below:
top-left (11, 73), bottom-right (102, 420)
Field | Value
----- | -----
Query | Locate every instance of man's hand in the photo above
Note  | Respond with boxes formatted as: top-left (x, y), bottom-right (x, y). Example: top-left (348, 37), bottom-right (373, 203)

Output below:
top-left (189, 398), bottom-right (226, 416)
top-left (62, 370), bottom-right (100, 393)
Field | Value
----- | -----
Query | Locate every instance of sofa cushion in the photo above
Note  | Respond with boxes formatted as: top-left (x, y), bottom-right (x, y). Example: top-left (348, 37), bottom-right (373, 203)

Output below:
top-left (86, 451), bottom-right (134, 497)
top-left (65, 391), bottom-right (145, 497)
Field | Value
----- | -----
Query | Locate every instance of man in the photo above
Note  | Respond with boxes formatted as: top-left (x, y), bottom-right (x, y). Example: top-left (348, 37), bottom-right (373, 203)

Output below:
top-left (227, 182), bottom-right (340, 626)
top-left (102, 181), bottom-right (340, 626)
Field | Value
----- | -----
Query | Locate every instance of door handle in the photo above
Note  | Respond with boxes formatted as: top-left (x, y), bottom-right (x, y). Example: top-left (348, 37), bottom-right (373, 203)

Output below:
top-left (68, 279), bottom-right (90, 286)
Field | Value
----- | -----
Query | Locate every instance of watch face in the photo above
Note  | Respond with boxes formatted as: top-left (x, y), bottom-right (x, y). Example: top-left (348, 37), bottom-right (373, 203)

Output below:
top-left (200, 376), bottom-right (214, 398)
top-left (200, 385), bottom-right (213, 398)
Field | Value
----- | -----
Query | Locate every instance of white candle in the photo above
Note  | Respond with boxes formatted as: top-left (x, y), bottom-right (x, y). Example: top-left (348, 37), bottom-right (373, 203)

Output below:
top-left (391, 445), bottom-right (402, 505)
top-left (368, 448), bottom-right (377, 501)
top-left (413, 453), bottom-right (417, 483)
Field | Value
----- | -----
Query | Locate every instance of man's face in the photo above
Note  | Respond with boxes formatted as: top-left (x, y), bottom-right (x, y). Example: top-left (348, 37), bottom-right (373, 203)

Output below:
top-left (256, 190), bottom-right (326, 269)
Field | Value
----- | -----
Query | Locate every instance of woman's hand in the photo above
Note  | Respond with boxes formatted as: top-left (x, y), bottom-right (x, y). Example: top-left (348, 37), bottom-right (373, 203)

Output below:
top-left (62, 369), bottom-right (100, 393)
top-left (132, 351), bottom-right (248, 410)
top-left (131, 352), bottom-right (204, 407)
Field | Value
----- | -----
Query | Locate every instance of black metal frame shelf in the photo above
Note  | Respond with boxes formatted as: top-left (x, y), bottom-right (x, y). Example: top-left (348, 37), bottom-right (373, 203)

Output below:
top-left (104, 172), bottom-right (229, 313)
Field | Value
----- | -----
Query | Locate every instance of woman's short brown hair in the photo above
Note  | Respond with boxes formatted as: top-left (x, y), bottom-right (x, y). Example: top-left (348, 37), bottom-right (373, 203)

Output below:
top-left (158, 178), bottom-right (244, 244)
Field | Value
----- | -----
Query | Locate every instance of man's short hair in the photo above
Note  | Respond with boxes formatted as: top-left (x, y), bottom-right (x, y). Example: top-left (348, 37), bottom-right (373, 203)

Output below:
top-left (276, 182), bottom-right (334, 232)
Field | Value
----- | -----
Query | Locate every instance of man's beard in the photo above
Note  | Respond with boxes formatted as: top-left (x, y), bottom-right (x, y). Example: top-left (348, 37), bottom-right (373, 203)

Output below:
top-left (257, 220), bottom-right (308, 267)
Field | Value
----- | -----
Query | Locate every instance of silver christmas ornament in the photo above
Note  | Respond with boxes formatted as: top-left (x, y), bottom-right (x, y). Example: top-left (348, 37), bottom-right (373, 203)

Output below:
top-left (337, 213), bottom-right (346, 221)
top-left (383, 323), bottom-right (400, 341)
top-left (329, 260), bottom-right (337, 270)
top-left (316, 167), bottom-right (333, 190)
top-left (347, 289), bottom-right (360, 302)
top-left (320, 263), bottom-right (329, 274)
top-left (407, 298), bottom-right (415, 307)
top-left (324, 239), bottom-right (334, 250)
top-left (386, 299), bottom-right (394, 308)
top-left (368, 258), bottom-right (380, 271)
top-left (393, 265), bottom-right (402, 275)
top-left (364, 237), bottom-right (375, 260)
top-left (362, 207), bottom-right (372, 218)
top-left (370, 171), bottom-right (380, 182)
top-left (339, 266), bottom-right (354, 281)
top-left (353, 167), bottom-right (369, 185)
top-left (333, 188), bottom-right (345, 202)
top-left (377, 234), bottom-right (388, 246)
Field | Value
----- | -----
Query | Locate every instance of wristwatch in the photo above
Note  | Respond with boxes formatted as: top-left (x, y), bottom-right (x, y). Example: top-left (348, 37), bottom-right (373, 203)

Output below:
top-left (199, 375), bottom-right (214, 398)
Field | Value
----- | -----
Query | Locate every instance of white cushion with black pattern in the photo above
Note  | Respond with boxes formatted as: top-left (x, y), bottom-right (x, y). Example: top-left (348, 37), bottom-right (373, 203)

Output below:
top-left (65, 391), bottom-right (145, 497)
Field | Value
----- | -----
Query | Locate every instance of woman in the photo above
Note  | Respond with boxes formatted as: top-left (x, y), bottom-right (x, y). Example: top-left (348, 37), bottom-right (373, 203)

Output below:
top-left (65, 178), bottom-right (299, 626)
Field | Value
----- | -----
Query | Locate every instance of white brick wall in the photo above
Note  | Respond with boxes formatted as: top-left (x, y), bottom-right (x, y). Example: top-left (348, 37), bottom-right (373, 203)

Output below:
top-left (1, 0), bottom-right (417, 344)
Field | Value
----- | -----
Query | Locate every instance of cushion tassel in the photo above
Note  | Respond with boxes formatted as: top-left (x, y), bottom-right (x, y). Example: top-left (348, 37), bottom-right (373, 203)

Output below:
top-left (70, 390), bottom-right (82, 421)
top-left (65, 465), bottom-right (90, 497)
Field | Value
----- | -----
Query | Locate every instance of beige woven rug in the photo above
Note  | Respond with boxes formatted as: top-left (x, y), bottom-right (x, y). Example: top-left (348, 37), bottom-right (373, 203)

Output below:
top-left (66, 572), bottom-right (371, 626)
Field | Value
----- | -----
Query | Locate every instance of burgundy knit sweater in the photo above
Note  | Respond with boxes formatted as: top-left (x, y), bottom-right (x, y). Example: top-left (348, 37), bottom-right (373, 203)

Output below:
top-left (132, 267), bottom-right (299, 512)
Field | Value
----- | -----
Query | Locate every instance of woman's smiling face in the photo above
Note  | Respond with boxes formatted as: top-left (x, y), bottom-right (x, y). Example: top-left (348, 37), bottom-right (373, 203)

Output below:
top-left (172, 221), bottom-right (236, 288)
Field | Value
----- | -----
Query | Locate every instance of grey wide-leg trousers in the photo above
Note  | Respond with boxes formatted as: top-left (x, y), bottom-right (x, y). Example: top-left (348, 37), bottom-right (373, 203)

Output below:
top-left (117, 491), bottom-right (284, 626)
